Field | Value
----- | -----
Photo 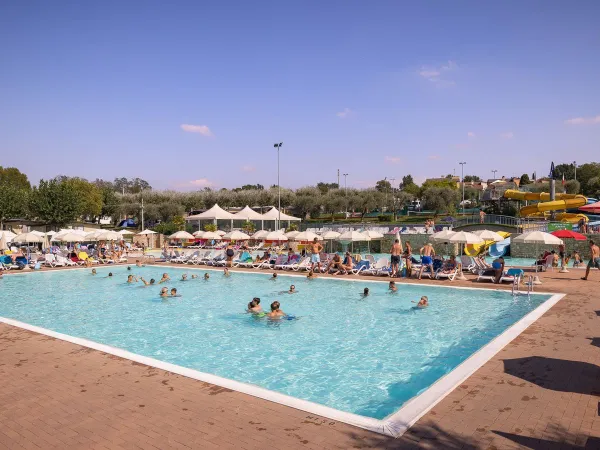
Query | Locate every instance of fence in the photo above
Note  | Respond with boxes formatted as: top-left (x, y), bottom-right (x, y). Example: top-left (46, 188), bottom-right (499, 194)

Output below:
top-left (452, 214), bottom-right (548, 232)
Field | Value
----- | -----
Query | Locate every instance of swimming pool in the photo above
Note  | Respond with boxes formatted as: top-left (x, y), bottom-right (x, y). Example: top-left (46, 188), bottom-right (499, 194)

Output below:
top-left (0, 266), bottom-right (561, 436)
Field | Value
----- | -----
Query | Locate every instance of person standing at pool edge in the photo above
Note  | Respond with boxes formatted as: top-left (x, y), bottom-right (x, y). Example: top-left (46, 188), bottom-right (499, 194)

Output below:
top-left (390, 239), bottom-right (403, 277)
top-left (418, 243), bottom-right (435, 280)
top-left (581, 240), bottom-right (600, 280)
top-left (309, 237), bottom-right (323, 273)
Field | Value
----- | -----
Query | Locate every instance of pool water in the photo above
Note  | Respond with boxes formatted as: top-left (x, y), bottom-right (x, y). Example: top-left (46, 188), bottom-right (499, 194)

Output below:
top-left (0, 266), bottom-right (551, 419)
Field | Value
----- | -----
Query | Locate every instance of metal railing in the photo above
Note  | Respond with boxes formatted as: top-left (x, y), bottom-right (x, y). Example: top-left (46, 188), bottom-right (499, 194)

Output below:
top-left (452, 214), bottom-right (548, 232)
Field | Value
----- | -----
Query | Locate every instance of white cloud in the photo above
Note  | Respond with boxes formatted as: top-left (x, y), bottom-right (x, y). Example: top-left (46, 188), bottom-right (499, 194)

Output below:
top-left (180, 124), bottom-right (214, 137)
top-left (500, 131), bottom-right (514, 139)
top-left (241, 165), bottom-right (256, 172)
top-left (336, 108), bottom-right (354, 119)
top-left (418, 60), bottom-right (457, 87)
top-left (428, 155), bottom-right (440, 160)
top-left (564, 115), bottom-right (600, 125)
top-left (385, 156), bottom-right (401, 164)
top-left (188, 178), bottom-right (214, 187)
top-left (467, 131), bottom-right (476, 138)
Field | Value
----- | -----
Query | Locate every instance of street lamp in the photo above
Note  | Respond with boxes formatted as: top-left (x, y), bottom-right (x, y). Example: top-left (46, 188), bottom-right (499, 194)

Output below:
top-left (274, 142), bottom-right (283, 228)
top-left (389, 177), bottom-right (396, 220)
top-left (459, 162), bottom-right (467, 214)
top-left (492, 169), bottom-right (498, 180)
top-left (573, 161), bottom-right (577, 181)
top-left (343, 173), bottom-right (348, 192)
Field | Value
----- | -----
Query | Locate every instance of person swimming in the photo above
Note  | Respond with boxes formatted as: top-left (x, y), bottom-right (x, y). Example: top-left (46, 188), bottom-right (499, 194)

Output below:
top-left (204, 273), bottom-right (210, 280)
top-left (159, 273), bottom-right (170, 284)
top-left (224, 268), bottom-right (230, 277)
top-left (160, 287), bottom-right (169, 297)
top-left (91, 269), bottom-right (97, 275)
top-left (271, 273), bottom-right (277, 280)
top-left (191, 274), bottom-right (198, 279)
top-left (127, 266), bottom-right (131, 271)
top-left (181, 274), bottom-right (188, 281)
top-left (266, 301), bottom-right (286, 318)
top-left (135, 260), bottom-right (144, 267)
top-left (388, 281), bottom-right (398, 292)
top-left (170, 288), bottom-right (180, 297)
top-left (140, 277), bottom-right (155, 286)
top-left (107, 272), bottom-right (113, 278)
top-left (414, 296), bottom-right (429, 308)
top-left (362, 287), bottom-right (369, 297)
top-left (247, 297), bottom-right (263, 313)
top-left (127, 274), bottom-right (138, 283)
top-left (288, 284), bottom-right (296, 294)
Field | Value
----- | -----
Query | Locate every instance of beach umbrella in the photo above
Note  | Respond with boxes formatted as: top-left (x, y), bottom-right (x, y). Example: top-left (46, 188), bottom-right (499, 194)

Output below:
top-left (118, 230), bottom-right (134, 235)
top-left (222, 230), bottom-right (251, 241)
top-left (430, 229), bottom-right (456, 242)
top-left (320, 230), bottom-right (341, 240)
top-left (0, 234), bottom-right (7, 251)
top-left (94, 231), bottom-right (122, 241)
top-left (449, 231), bottom-right (484, 245)
top-left (337, 230), bottom-right (370, 252)
top-left (193, 230), bottom-right (205, 238)
top-left (57, 232), bottom-right (87, 242)
top-left (0, 230), bottom-right (17, 242)
top-left (512, 231), bottom-right (563, 245)
top-left (285, 230), bottom-right (301, 239)
top-left (137, 229), bottom-right (157, 235)
top-left (361, 230), bottom-right (384, 239)
top-left (169, 231), bottom-right (195, 240)
top-left (29, 231), bottom-right (46, 237)
top-left (202, 231), bottom-right (222, 241)
top-left (12, 232), bottom-right (45, 243)
top-left (579, 201), bottom-right (600, 214)
top-left (550, 230), bottom-right (586, 241)
top-left (294, 231), bottom-right (323, 242)
top-left (45, 231), bottom-right (57, 236)
top-left (216, 230), bottom-right (226, 236)
top-left (264, 231), bottom-right (288, 242)
top-left (473, 230), bottom-right (505, 242)
top-left (252, 230), bottom-right (269, 239)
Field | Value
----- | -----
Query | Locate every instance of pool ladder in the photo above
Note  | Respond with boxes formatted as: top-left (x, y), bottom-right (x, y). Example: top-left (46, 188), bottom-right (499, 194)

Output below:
top-left (512, 275), bottom-right (532, 298)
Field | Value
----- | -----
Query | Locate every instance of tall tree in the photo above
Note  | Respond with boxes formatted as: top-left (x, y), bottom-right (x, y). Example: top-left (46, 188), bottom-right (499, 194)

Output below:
top-left (519, 173), bottom-right (531, 185)
top-left (375, 179), bottom-right (392, 193)
top-left (463, 175), bottom-right (481, 182)
top-left (29, 179), bottom-right (82, 227)
top-left (553, 163), bottom-right (576, 181)
top-left (400, 175), bottom-right (414, 188)
top-left (316, 182), bottom-right (339, 194)
top-left (0, 185), bottom-right (29, 227)
top-left (0, 166), bottom-right (30, 190)
top-left (577, 163), bottom-right (600, 196)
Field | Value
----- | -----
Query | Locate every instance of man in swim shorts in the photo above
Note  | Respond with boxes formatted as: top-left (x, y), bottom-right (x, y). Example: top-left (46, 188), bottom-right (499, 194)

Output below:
top-left (582, 240), bottom-right (600, 280)
top-left (390, 239), bottom-right (403, 277)
top-left (492, 256), bottom-right (505, 284)
top-left (266, 301), bottom-right (286, 318)
top-left (309, 237), bottom-right (323, 273)
top-left (418, 243), bottom-right (435, 280)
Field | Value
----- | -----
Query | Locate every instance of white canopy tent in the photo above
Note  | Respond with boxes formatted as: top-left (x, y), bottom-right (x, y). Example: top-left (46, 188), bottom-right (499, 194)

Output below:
top-left (233, 206), bottom-right (266, 229)
top-left (261, 207), bottom-right (301, 231)
top-left (186, 204), bottom-right (238, 230)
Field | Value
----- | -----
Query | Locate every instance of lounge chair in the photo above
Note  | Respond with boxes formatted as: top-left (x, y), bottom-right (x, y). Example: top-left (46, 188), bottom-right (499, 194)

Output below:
top-left (476, 269), bottom-right (516, 283)
top-left (459, 256), bottom-right (477, 273)
top-left (288, 257), bottom-right (311, 271)
top-left (56, 255), bottom-right (76, 267)
top-left (362, 258), bottom-right (389, 276)
top-left (435, 265), bottom-right (459, 281)
top-left (273, 255), bottom-right (291, 270)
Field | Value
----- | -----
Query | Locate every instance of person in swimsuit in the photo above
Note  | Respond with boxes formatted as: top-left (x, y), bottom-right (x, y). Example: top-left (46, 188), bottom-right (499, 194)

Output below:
top-left (403, 241), bottom-right (413, 277)
top-left (326, 253), bottom-right (343, 273)
top-left (266, 301), bottom-right (286, 318)
top-left (418, 243), bottom-right (435, 280)
top-left (572, 251), bottom-right (582, 268)
top-left (140, 277), bottom-right (155, 286)
top-left (91, 269), bottom-right (97, 275)
top-left (127, 275), bottom-right (138, 283)
top-left (181, 274), bottom-right (188, 281)
top-left (225, 244), bottom-right (235, 267)
top-left (223, 268), bottom-right (230, 277)
top-left (390, 239), bottom-right (403, 277)
top-left (170, 288), bottom-right (179, 297)
top-left (582, 240), bottom-right (600, 280)
top-left (558, 243), bottom-right (566, 269)
top-left (389, 281), bottom-right (397, 292)
top-left (160, 287), bottom-right (169, 297)
top-left (203, 273), bottom-right (210, 280)
top-left (337, 252), bottom-right (354, 275)
top-left (159, 273), bottom-right (170, 284)
top-left (107, 272), bottom-right (113, 278)
top-left (309, 238), bottom-right (324, 273)
top-left (492, 256), bottom-right (505, 283)
top-left (191, 274), bottom-right (198, 279)
top-left (288, 285), bottom-right (296, 294)
top-left (271, 273), bottom-right (277, 280)
top-left (248, 297), bottom-right (262, 313)
top-left (362, 287), bottom-right (369, 297)
top-left (416, 296), bottom-right (429, 308)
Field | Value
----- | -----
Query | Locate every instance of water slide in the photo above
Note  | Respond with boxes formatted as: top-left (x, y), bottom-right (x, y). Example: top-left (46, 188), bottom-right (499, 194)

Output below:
top-left (503, 190), bottom-right (588, 223)
top-left (488, 237), bottom-right (510, 257)
top-left (464, 231), bottom-right (511, 256)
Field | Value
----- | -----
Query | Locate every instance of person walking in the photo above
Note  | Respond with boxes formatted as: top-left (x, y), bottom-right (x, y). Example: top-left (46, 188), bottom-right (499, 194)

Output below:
top-left (581, 240), bottom-right (600, 280)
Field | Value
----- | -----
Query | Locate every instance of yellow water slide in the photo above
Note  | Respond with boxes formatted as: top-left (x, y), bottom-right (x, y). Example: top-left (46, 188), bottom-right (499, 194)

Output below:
top-left (464, 231), bottom-right (511, 256)
top-left (503, 190), bottom-right (588, 223)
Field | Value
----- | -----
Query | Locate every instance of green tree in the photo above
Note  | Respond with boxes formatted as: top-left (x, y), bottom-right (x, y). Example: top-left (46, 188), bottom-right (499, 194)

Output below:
top-left (0, 185), bottom-right (29, 227)
top-left (401, 175), bottom-right (414, 188)
top-left (375, 179), bottom-right (392, 193)
top-left (553, 163), bottom-right (575, 181)
top-left (463, 175), bottom-right (481, 182)
top-left (420, 178), bottom-right (457, 193)
top-left (519, 173), bottom-right (531, 185)
top-left (172, 215), bottom-right (185, 231)
top-left (0, 167), bottom-right (30, 190)
top-left (203, 223), bottom-right (217, 232)
top-left (563, 179), bottom-right (580, 194)
top-left (421, 187), bottom-right (459, 214)
top-left (316, 182), bottom-right (339, 194)
top-left (29, 179), bottom-right (82, 227)
top-left (64, 178), bottom-right (103, 220)
top-left (577, 163), bottom-right (600, 196)
top-left (99, 187), bottom-right (121, 222)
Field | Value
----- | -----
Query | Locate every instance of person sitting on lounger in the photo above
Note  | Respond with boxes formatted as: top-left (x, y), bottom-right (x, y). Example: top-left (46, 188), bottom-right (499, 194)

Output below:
top-left (338, 252), bottom-right (354, 275)
top-left (441, 256), bottom-right (458, 273)
top-left (326, 253), bottom-right (344, 273)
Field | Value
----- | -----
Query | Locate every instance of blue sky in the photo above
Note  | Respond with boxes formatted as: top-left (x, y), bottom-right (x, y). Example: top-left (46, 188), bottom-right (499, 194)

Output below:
top-left (1, 1), bottom-right (599, 190)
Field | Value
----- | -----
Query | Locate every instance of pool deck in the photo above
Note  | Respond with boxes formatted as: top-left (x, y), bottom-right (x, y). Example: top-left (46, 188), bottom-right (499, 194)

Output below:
top-left (1, 265), bottom-right (600, 449)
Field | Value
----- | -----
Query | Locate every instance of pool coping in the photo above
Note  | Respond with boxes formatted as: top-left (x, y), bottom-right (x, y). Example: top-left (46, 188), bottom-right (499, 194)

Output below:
top-left (0, 264), bottom-right (566, 437)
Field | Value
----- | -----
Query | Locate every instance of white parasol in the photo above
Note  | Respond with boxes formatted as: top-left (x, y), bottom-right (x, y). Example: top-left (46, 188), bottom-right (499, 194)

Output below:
top-left (222, 230), bottom-right (251, 241)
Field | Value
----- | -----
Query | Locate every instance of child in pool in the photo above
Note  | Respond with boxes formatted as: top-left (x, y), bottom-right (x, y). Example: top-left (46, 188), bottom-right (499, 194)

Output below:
top-left (415, 296), bottom-right (428, 308)
top-left (388, 281), bottom-right (397, 292)
top-left (362, 287), bottom-right (369, 297)
top-left (204, 273), bottom-right (210, 280)
top-left (160, 287), bottom-right (169, 297)
top-left (91, 269), bottom-right (97, 275)
top-left (247, 297), bottom-right (263, 313)
top-left (170, 288), bottom-right (180, 297)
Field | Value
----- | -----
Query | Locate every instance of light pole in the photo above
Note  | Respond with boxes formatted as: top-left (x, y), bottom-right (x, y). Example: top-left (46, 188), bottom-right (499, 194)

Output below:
top-left (343, 173), bottom-right (348, 192)
top-left (274, 142), bottom-right (283, 229)
top-left (459, 162), bottom-right (467, 214)
top-left (389, 177), bottom-right (396, 220)
top-left (573, 161), bottom-right (577, 181)
top-left (492, 169), bottom-right (497, 180)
